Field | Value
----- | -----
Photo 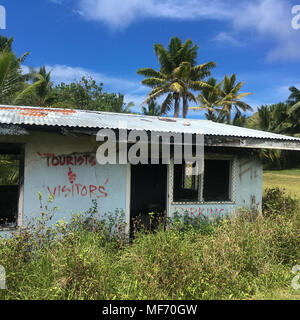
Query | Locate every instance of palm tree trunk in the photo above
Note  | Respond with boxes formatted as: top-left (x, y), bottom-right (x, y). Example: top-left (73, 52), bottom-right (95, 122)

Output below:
top-left (216, 109), bottom-right (224, 123)
top-left (173, 93), bottom-right (180, 118)
top-left (227, 105), bottom-right (232, 124)
top-left (182, 94), bottom-right (188, 118)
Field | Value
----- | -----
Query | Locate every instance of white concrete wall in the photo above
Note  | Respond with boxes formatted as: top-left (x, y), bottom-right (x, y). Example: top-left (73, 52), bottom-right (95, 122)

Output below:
top-left (236, 157), bottom-right (263, 211)
top-left (0, 132), bottom-right (128, 229)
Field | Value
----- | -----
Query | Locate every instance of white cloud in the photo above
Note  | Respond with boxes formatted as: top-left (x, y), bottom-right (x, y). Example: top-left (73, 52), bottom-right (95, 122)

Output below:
top-left (74, 0), bottom-right (300, 61)
top-left (213, 32), bottom-right (244, 47)
top-left (232, 0), bottom-right (300, 61)
top-left (77, 0), bottom-right (233, 29)
top-left (34, 64), bottom-right (139, 90)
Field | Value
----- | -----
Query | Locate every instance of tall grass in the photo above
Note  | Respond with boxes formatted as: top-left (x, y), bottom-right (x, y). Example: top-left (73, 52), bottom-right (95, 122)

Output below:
top-left (0, 188), bottom-right (299, 300)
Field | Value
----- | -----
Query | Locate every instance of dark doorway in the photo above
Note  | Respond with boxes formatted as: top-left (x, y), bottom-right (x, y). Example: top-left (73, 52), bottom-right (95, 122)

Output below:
top-left (130, 164), bottom-right (167, 233)
top-left (0, 143), bottom-right (24, 228)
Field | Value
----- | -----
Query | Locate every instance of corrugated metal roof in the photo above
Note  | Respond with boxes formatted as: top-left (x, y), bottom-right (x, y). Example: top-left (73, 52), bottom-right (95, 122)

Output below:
top-left (0, 105), bottom-right (299, 141)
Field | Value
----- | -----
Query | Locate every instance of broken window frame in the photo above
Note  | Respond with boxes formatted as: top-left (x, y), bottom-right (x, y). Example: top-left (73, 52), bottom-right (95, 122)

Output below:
top-left (172, 160), bottom-right (203, 203)
top-left (0, 143), bottom-right (24, 230)
top-left (182, 161), bottom-right (200, 191)
top-left (171, 155), bottom-right (235, 204)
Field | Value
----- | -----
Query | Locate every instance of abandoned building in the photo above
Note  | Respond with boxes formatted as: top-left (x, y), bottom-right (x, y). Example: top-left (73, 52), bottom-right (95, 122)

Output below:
top-left (1, 105), bottom-right (300, 234)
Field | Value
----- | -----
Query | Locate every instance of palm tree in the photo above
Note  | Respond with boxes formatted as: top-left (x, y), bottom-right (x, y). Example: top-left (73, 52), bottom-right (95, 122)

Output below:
top-left (137, 37), bottom-right (215, 118)
top-left (287, 86), bottom-right (300, 106)
top-left (141, 100), bottom-right (161, 116)
top-left (35, 67), bottom-right (53, 106)
top-left (232, 110), bottom-right (247, 127)
top-left (102, 93), bottom-right (134, 113)
top-left (0, 36), bottom-right (13, 52)
top-left (257, 105), bottom-right (272, 131)
top-left (0, 51), bottom-right (43, 104)
top-left (173, 61), bottom-right (216, 118)
top-left (270, 103), bottom-right (291, 133)
top-left (17, 66), bottom-right (54, 107)
top-left (216, 74), bottom-right (253, 124)
top-left (247, 103), bottom-right (291, 133)
top-left (0, 38), bottom-right (44, 105)
top-left (287, 87), bottom-right (300, 127)
top-left (0, 51), bottom-right (21, 103)
top-left (246, 103), bottom-right (290, 169)
top-left (189, 77), bottom-right (222, 120)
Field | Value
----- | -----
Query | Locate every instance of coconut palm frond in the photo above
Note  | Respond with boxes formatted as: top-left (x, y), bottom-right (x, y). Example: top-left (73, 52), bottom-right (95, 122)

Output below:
top-left (138, 37), bottom-right (216, 118)
top-left (160, 93), bottom-right (173, 115)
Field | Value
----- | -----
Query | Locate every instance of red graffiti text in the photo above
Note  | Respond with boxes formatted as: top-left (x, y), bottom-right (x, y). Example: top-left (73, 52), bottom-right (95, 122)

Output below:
top-left (46, 168), bottom-right (108, 199)
top-left (37, 152), bottom-right (96, 167)
top-left (173, 206), bottom-right (225, 217)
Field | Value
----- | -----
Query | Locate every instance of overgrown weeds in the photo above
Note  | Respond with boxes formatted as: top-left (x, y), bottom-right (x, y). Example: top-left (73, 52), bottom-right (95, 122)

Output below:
top-left (0, 188), bottom-right (299, 300)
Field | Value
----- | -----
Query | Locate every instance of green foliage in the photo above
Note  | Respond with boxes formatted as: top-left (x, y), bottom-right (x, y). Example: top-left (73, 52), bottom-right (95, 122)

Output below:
top-left (245, 100), bottom-right (300, 169)
top-left (49, 77), bottom-right (134, 113)
top-left (214, 74), bottom-right (253, 124)
top-left (262, 187), bottom-right (298, 218)
top-left (0, 52), bottom-right (26, 104)
top-left (232, 110), bottom-right (247, 127)
top-left (287, 86), bottom-right (300, 108)
top-left (190, 77), bottom-right (221, 119)
top-left (137, 36), bottom-right (216, 118)
top-left (172, 211), bottom-right (217, 236)
top-left (15, 66), bottom-right (54, 107)
top-left (246, 86), bottom-right (300, 138)
top-left (0, 189), bottom-right (299, 300)
top-left (262, 188), bottom-right (300, 264)
top-left (191, 74), bottom-right (253, 124)
top-left (0, 36), bottom-right (42, 105)
top-left (0, 154), bottom-right (19, 185)
top-left (14, 73), bottom-right (134, 113)
top-left (141, 100), bottom-right (161, 116)
top-left (252, 103), bottom-right (290, 133)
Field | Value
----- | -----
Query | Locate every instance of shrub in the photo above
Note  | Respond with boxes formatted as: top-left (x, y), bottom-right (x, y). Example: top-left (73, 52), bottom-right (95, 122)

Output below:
top-left (262, 187), bottom-right (298, 218)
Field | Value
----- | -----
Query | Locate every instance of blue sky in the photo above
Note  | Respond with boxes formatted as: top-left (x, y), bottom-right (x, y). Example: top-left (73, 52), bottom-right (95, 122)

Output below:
top-left (1, 0), bottom-right (300, 118)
